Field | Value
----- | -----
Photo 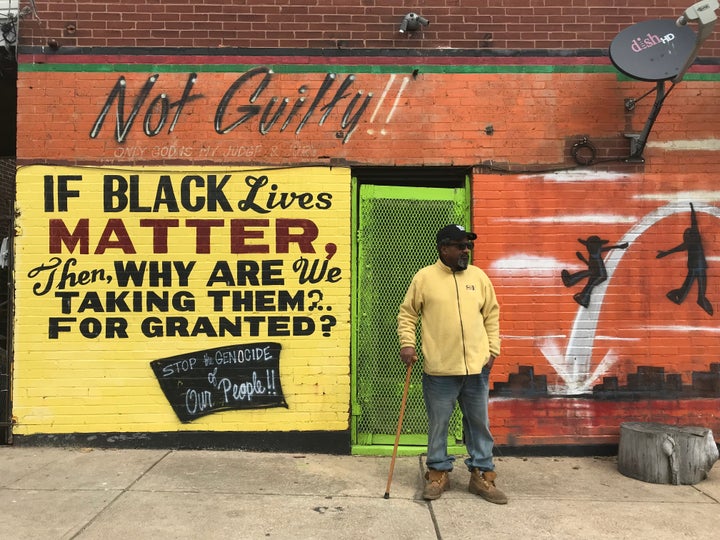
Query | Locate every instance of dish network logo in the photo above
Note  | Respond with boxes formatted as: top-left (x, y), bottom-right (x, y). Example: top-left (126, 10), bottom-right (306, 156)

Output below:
top-left (631, 32), bottom-right (676, 52)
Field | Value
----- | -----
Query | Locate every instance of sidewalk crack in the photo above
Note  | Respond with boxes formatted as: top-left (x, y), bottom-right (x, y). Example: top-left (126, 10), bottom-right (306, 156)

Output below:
top-left (68, 449), bottom-right (173, 539)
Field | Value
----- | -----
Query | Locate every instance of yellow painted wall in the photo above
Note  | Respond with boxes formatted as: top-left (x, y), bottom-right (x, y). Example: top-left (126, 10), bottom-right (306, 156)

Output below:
top-left (13, 165), bottom-right (351, 433)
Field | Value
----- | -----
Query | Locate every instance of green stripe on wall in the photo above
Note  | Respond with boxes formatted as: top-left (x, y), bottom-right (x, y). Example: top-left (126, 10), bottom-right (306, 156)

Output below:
top-left (18, 62), bottom-right (720, 80)
top-left (18, 63), bottom-right (618, 74)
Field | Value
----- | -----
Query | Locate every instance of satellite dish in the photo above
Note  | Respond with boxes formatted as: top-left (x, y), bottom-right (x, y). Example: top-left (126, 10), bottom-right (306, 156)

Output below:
top-left (608, 6), bottom-right (718, 161)
top-left (609, 19), bottom-right (697, 81)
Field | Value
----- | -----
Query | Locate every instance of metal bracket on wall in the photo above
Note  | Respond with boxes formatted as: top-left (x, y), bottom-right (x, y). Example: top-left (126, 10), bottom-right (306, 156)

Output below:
top-left (623, 134), bottom-right (644, 163)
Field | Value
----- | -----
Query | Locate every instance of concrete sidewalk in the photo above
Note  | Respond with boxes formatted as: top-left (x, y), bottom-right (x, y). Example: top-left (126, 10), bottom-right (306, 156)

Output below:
top-left (1, 446), bottom-right (719, 539)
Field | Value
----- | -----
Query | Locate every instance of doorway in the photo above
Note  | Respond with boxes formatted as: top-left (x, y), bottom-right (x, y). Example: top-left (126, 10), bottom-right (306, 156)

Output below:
top-left (352, 168), bottom-right (470, 455)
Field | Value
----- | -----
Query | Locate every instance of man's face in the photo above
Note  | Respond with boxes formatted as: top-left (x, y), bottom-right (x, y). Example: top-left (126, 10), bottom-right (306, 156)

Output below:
top-left (439, 239), bottom-right (473, 271)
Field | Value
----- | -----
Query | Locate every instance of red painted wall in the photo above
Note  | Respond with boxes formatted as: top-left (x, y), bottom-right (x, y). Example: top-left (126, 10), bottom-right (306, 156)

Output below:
top-left (478, 172), bottom-right (720, 446)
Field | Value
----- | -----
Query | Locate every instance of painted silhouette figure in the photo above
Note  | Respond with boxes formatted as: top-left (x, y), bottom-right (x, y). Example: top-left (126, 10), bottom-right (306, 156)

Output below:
top-left (656, 203), bottom-right (713, 316)
top-left (561, 235), bottom-right (629, 308)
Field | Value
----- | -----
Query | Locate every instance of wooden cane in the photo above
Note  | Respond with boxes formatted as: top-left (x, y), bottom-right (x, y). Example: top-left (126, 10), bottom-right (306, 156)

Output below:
top-left (383, 360), bottom-right (414, 499)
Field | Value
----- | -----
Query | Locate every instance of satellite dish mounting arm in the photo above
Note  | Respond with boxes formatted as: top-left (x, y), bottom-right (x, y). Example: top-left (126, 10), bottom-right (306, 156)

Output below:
top-left (626, 81), bottom-right (672, 161)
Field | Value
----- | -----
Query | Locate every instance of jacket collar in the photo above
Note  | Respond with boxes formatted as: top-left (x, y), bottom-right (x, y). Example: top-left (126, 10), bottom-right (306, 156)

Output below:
top-left (435, 258), bottom-right (455, 273)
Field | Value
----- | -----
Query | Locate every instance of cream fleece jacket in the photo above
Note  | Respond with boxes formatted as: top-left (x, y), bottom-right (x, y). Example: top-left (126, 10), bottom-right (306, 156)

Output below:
top-left (397, 259), bottom-right (500, 376)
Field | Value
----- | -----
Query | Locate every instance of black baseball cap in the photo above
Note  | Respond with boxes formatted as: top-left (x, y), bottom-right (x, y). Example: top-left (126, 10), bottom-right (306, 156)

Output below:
top-left (436, 224), bottom-right (477, 245)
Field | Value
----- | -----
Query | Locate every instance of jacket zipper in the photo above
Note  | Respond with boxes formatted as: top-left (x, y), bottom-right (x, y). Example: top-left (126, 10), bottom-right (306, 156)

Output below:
top-left (452, 272), bottom-right (470, 375)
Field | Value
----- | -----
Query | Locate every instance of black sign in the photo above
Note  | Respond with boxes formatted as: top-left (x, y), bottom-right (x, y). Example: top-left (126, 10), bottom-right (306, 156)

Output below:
top-left (609, 19), bottom-right (696, 81)
top-left (151, 342), bottom-right (287, 422)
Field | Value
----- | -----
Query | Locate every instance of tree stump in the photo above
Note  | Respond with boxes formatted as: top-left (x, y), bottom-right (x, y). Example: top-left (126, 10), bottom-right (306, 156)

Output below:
top-left (618, 422), bottom-right (719, 485)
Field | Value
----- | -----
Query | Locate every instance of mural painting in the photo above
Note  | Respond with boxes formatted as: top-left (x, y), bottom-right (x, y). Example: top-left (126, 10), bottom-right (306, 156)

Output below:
top-left (479, 172), bottom-right (720, 445)
top-left (13, 165), bottom-right (351, 434)
top-left (151, 342), bottom-right (287, 422)
top-left (17, 59), bottom-right (634, 167)
top-left (562, 235), bottom-right (629, 308)
top-left (89, 68), bottom-right (374, 146)
top-left (656, 203), bottom-right (713, 315)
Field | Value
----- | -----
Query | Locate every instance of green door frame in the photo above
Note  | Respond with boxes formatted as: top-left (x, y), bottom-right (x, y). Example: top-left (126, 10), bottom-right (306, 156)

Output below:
top-left (350, 175), bottom-right (471, 456)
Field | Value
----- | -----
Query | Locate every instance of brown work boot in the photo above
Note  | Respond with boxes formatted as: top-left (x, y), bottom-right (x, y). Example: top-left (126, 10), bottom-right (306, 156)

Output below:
top-left (468, 469), bottom-right (508, 504)
top-left (422, 469), bottom-right (449, 500)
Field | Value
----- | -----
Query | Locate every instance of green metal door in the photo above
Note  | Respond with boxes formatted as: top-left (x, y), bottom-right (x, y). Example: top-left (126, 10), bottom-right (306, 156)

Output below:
top-left (353, 182), bottom-right (469, 454)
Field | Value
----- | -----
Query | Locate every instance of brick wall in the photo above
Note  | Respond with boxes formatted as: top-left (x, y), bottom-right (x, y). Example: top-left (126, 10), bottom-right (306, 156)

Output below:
top-left (18, 1), bottom-right (720, 56)
top-left (476, 171), bottom-right (720, 446)
top-left (15, 65), bottom-right (720, 170)
top-left (10, 0), bottom-right (720, 451)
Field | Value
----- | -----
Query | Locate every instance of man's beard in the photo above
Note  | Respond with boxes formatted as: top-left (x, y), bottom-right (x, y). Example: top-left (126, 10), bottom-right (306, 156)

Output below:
top-left (456, 256), bottom-right (469, 271)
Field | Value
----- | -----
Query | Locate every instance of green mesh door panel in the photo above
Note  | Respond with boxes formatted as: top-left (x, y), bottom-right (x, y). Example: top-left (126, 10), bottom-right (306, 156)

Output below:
top-left (356, 184), bottom-right (467, 446)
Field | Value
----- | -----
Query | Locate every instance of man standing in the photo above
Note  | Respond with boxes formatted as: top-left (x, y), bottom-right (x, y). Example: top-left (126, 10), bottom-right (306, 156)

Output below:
top-left (397, 224), bottom-right (506, 504)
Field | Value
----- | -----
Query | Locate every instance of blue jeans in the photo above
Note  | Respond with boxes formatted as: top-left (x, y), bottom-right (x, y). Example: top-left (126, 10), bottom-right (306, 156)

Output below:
top-left (423, 367), bottom-right (495, 472)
